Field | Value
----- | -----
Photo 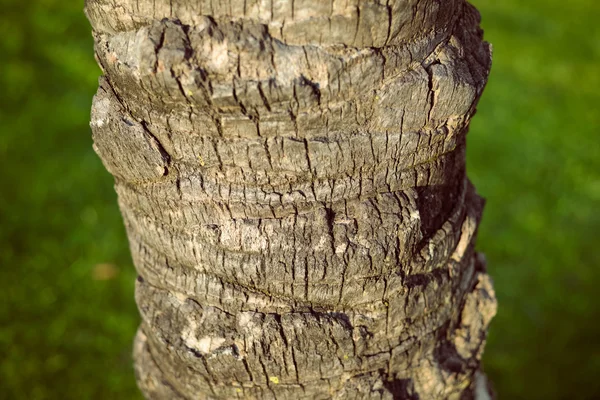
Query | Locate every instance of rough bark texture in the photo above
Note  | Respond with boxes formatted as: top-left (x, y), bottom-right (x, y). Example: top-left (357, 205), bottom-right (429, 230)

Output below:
top-left (85, 1), bottom-right (496, 398)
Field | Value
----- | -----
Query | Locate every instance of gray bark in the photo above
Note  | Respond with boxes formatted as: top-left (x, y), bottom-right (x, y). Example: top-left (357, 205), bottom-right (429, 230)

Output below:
top-left (85, 1), bottom-right (496, 398)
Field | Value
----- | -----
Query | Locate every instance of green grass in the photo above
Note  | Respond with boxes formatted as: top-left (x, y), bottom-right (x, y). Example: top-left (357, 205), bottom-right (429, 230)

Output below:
top-left (0, 0), bottom-right (598, 399)
top-left (0, 1), bottom-right (142, 398)
top-left (469, 0), bottom-right (600, 398)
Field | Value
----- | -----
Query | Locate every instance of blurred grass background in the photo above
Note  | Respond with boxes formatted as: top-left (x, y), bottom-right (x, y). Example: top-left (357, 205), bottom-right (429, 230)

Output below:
top-left (0, 0), bottom-right (598, 398)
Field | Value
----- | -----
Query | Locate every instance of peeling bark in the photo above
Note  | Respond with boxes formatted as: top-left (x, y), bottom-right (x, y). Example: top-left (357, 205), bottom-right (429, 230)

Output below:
top-left (86, 0), bottom-right (496, 398)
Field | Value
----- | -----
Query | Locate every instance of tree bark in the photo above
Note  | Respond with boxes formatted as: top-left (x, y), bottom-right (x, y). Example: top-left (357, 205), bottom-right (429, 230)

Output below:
top-left (85, 0), bottom-right (496, 398)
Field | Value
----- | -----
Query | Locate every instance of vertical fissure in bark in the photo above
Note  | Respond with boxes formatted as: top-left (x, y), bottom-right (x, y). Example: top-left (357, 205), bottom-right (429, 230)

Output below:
top-left (86, 0), bottom-right (496, 398)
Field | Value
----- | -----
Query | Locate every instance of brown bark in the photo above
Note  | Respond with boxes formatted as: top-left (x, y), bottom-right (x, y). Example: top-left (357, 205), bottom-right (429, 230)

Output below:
top-left (85, 1), bottom-right (496, 398)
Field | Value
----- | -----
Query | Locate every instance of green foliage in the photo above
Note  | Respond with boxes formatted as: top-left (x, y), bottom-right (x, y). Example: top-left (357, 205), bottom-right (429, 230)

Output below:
top-left (0, 0), bottom-right (598, 398)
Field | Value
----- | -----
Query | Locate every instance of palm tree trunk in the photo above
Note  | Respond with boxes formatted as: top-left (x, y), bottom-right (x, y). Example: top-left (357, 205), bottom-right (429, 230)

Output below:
top-left (86, 0), bottom-right (496, 398)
